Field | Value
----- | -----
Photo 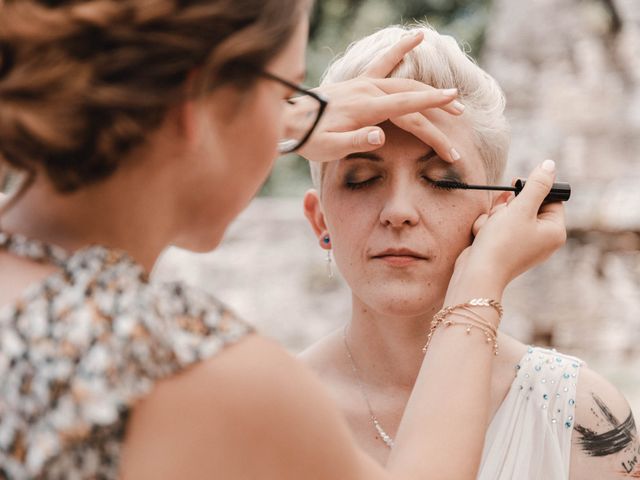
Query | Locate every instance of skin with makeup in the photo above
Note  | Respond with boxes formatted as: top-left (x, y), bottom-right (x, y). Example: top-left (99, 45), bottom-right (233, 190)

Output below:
top-left (301, 27), bottom-right (638, 480)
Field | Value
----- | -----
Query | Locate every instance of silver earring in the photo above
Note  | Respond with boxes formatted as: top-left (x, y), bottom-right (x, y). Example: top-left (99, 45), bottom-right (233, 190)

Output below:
top-left (323, 235), bottom-right (333, 279)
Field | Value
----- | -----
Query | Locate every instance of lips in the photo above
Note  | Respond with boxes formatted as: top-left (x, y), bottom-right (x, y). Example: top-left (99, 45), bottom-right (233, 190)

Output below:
top-left (371, 248), bottom-right (429, 264)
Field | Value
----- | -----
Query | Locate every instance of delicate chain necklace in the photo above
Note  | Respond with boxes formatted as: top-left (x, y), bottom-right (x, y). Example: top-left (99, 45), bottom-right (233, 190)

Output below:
top-left (342, 325), bottom-right (395, 449)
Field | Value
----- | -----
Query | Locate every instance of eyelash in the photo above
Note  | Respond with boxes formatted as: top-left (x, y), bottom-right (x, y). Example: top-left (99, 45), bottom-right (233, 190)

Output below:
top-left (345, 176), bottom-right (380, 190)
top-left (345, 176), bottom-right (457, 191)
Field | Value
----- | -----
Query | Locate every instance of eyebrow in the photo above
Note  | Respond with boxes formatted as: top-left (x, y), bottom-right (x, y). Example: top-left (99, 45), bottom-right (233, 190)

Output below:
top-left (344, 149), bottom-right (439, 163)
top-left (344, 149), bottom-right (464, 180)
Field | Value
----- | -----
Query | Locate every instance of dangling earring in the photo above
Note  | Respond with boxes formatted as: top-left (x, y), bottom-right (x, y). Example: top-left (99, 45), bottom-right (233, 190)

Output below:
top-left (323, 235), bottom-right (333, 279)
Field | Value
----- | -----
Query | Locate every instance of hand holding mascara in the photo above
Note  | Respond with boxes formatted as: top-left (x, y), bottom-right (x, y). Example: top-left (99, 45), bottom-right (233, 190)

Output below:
top-left (432, 179), bottom-right (571, 203)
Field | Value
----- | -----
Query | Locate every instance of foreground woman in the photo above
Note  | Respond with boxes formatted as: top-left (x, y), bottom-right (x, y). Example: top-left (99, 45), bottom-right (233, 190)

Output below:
top-left (0, 2), bottom-right (565, 478)
top-left (302, 24), bottom-right (638, 480)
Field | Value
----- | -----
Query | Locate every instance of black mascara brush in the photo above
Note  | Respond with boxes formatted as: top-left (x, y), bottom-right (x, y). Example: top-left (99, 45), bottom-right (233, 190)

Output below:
top-left (432, 179), bottom-right (571, 203)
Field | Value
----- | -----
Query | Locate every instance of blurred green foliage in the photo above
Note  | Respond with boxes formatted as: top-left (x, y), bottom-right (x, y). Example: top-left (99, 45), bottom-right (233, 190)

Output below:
top-left (260, 0), bottom-right (491, 197)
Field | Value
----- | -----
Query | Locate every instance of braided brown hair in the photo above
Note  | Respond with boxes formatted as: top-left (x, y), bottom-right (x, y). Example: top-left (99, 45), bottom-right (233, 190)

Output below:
top-left (0, 0), bottom-right (305, 192)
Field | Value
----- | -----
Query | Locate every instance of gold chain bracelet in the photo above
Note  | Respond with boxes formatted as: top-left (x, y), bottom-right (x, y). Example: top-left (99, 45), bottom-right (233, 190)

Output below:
top-left (422, 298), bottom-right (503, 355)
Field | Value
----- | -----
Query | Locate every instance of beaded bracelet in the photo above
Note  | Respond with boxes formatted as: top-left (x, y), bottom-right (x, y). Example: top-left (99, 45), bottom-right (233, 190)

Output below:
top-left (422, 298), bottom-right (503, 355)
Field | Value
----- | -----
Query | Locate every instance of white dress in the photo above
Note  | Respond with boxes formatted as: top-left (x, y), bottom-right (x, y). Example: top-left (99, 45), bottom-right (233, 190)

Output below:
top-left (478, 346), bottom-right (585, 479)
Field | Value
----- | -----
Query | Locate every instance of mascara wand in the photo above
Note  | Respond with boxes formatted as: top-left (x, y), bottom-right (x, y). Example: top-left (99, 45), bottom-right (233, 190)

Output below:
top-left (432, 179), bottom-right (571, 203)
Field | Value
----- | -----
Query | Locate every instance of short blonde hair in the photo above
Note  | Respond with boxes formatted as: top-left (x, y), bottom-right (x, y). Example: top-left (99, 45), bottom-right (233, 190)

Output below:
top-left (310, 23), bottom-right (510, 190)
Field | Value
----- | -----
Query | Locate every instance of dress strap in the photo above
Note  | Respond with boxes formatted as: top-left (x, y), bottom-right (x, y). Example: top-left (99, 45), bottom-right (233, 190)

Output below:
top-left (0, 231), bottom-right (70, 267)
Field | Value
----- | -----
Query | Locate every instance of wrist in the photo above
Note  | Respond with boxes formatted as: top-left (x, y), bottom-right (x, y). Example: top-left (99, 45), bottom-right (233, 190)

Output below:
top-left (444, 263), bottom-right (507, 307)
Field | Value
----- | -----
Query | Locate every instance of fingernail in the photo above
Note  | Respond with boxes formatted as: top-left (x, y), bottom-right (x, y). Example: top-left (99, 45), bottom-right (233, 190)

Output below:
top-left (452, 100), bottom-right (465, 113)
top-left (403, 31), bottom-right (422, 39)
top-left (442, 88), bottom-right (458, 96)
top-left (450, 148), bottom-right (461, 161)
top-left (542, 159), bottom-right (556, 173)
top-left (368, 130), bottom-right (383, 145)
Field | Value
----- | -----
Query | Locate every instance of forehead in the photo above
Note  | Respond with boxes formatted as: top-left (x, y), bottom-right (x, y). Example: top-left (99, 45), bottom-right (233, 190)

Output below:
top-left (325, 111), bottom-right (485, 181)
top-left (377, 112), bottom-right (481, 168)
top-left (267, 17), bottom-right (308, 79)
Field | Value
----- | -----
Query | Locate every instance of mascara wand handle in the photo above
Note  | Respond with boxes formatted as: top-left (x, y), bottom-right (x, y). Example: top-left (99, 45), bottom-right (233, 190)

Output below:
top-left (513, 179), bottom-right (571, 203)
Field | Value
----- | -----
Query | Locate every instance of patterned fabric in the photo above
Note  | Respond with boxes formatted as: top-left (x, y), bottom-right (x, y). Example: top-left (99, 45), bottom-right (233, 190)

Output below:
top-left (0, 232), bottom-right (252, 479)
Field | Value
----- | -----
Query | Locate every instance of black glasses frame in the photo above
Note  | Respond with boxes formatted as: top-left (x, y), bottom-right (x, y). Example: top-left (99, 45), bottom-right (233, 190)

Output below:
top-left (260, 71), bottom-right (328, 154)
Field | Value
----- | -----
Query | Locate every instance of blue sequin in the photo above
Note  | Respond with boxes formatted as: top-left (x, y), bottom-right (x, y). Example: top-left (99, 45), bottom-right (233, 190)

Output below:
top-left (563, 373), bottom-right (570, 379)
top-left (569, 399), bottom-right (575, 406)
top-left (543, 394), bottom-right (549, 400)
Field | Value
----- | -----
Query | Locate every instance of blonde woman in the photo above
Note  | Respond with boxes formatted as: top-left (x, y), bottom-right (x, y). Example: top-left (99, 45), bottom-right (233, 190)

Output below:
top-left (302, 24), bottom-right (637, 480)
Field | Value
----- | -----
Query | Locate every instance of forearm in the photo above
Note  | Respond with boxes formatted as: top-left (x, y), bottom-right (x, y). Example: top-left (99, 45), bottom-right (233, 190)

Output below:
top-left (387, 272), bottom-right (504, 480)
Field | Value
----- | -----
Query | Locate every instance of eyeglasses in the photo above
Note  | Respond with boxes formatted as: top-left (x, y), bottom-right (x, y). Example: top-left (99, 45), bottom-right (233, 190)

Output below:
top-left (260, 71), bottom-right (328, 154)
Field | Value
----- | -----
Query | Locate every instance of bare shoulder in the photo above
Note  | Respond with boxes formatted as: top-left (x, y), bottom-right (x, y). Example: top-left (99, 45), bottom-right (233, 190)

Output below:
top-left (121, 333), bottom-right (379, 480)
top-left (569, 364), bottom-right (639, 479)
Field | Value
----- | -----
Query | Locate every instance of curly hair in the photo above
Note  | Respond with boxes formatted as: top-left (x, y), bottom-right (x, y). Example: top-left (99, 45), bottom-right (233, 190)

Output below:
top-left (0, 0), bottom-right (306, 192)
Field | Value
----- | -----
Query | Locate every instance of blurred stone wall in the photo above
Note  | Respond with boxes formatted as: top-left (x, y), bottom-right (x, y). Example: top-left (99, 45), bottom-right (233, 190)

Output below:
top-left (480, 0), bottom-right (640, 386)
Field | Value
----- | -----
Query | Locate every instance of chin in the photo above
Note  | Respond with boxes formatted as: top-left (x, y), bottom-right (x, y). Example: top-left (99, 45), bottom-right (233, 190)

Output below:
top-left (359, 286), bottom-right (445, 318)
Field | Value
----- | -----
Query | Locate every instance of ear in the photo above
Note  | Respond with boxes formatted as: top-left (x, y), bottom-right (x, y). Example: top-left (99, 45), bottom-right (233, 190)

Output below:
top-left (490, 190), bottom-right (513, 209)
top-left (303, 189), bottom-right (331, 250)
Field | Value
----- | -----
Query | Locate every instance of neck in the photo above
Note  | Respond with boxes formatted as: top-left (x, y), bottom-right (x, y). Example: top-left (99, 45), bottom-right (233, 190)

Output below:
top-left (345, 294), bottom-right (442, 392)
top-left (0, 148), bottom-right (182, 272)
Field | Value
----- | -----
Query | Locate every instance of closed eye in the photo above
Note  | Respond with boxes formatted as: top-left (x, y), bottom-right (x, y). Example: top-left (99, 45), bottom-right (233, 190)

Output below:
top-left (345, 176), bottom-right (381, 190)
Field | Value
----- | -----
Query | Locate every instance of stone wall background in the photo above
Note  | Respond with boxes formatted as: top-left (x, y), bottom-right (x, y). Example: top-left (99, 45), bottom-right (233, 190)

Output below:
top-left (155, 0), bottom-right (640, 413)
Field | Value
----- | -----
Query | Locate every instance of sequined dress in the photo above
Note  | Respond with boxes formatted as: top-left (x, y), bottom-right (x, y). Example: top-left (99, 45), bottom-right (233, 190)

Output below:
top-left (478, 346), bottom-right (585, 479)
top-left (0, 232), bottom-right (252, 479)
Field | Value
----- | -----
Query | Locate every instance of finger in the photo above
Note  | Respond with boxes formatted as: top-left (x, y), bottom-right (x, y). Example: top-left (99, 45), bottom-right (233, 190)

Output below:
top-left (372, 77), bottom-right (442, 94)
top-left (440, 98), bottom-right (466, 116)
top-left (489, 191), bottom-right (512, 214)
top-left (511, 160), bottom-right (557, 217)
top-left (492, 189), bottom-right (516, 205)
top-left (366, 90), bottom-right (460, 122)
top-left (489, 203), bottom-right (507, 216)
top-left (390, 113), bottom-right (460, 163)
top-left (318, 127), bottom-right (386, 161)
top-left (362, 31), bottom-right (424, 78)
top-left (472, 213), bottom-right (489, 237)
top-left (538, 202), bottom-right (567, 247)
top-left (538, 199), bottom-right (566, 226)
top-left (372, 78), bottom-right (465, 116)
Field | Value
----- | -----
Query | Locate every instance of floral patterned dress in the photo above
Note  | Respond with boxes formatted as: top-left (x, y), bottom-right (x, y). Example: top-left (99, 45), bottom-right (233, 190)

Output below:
top-left (0, 232), bottom-right (252, 479)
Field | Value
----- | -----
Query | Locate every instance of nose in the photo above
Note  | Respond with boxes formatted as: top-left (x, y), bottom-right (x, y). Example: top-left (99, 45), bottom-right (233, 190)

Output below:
top-left (379, 185), bottom-right (420, 228)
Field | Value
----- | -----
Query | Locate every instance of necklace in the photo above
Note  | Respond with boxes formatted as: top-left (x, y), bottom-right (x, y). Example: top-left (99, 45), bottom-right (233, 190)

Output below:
top-left (342, 325), bottom-right (395, 449)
